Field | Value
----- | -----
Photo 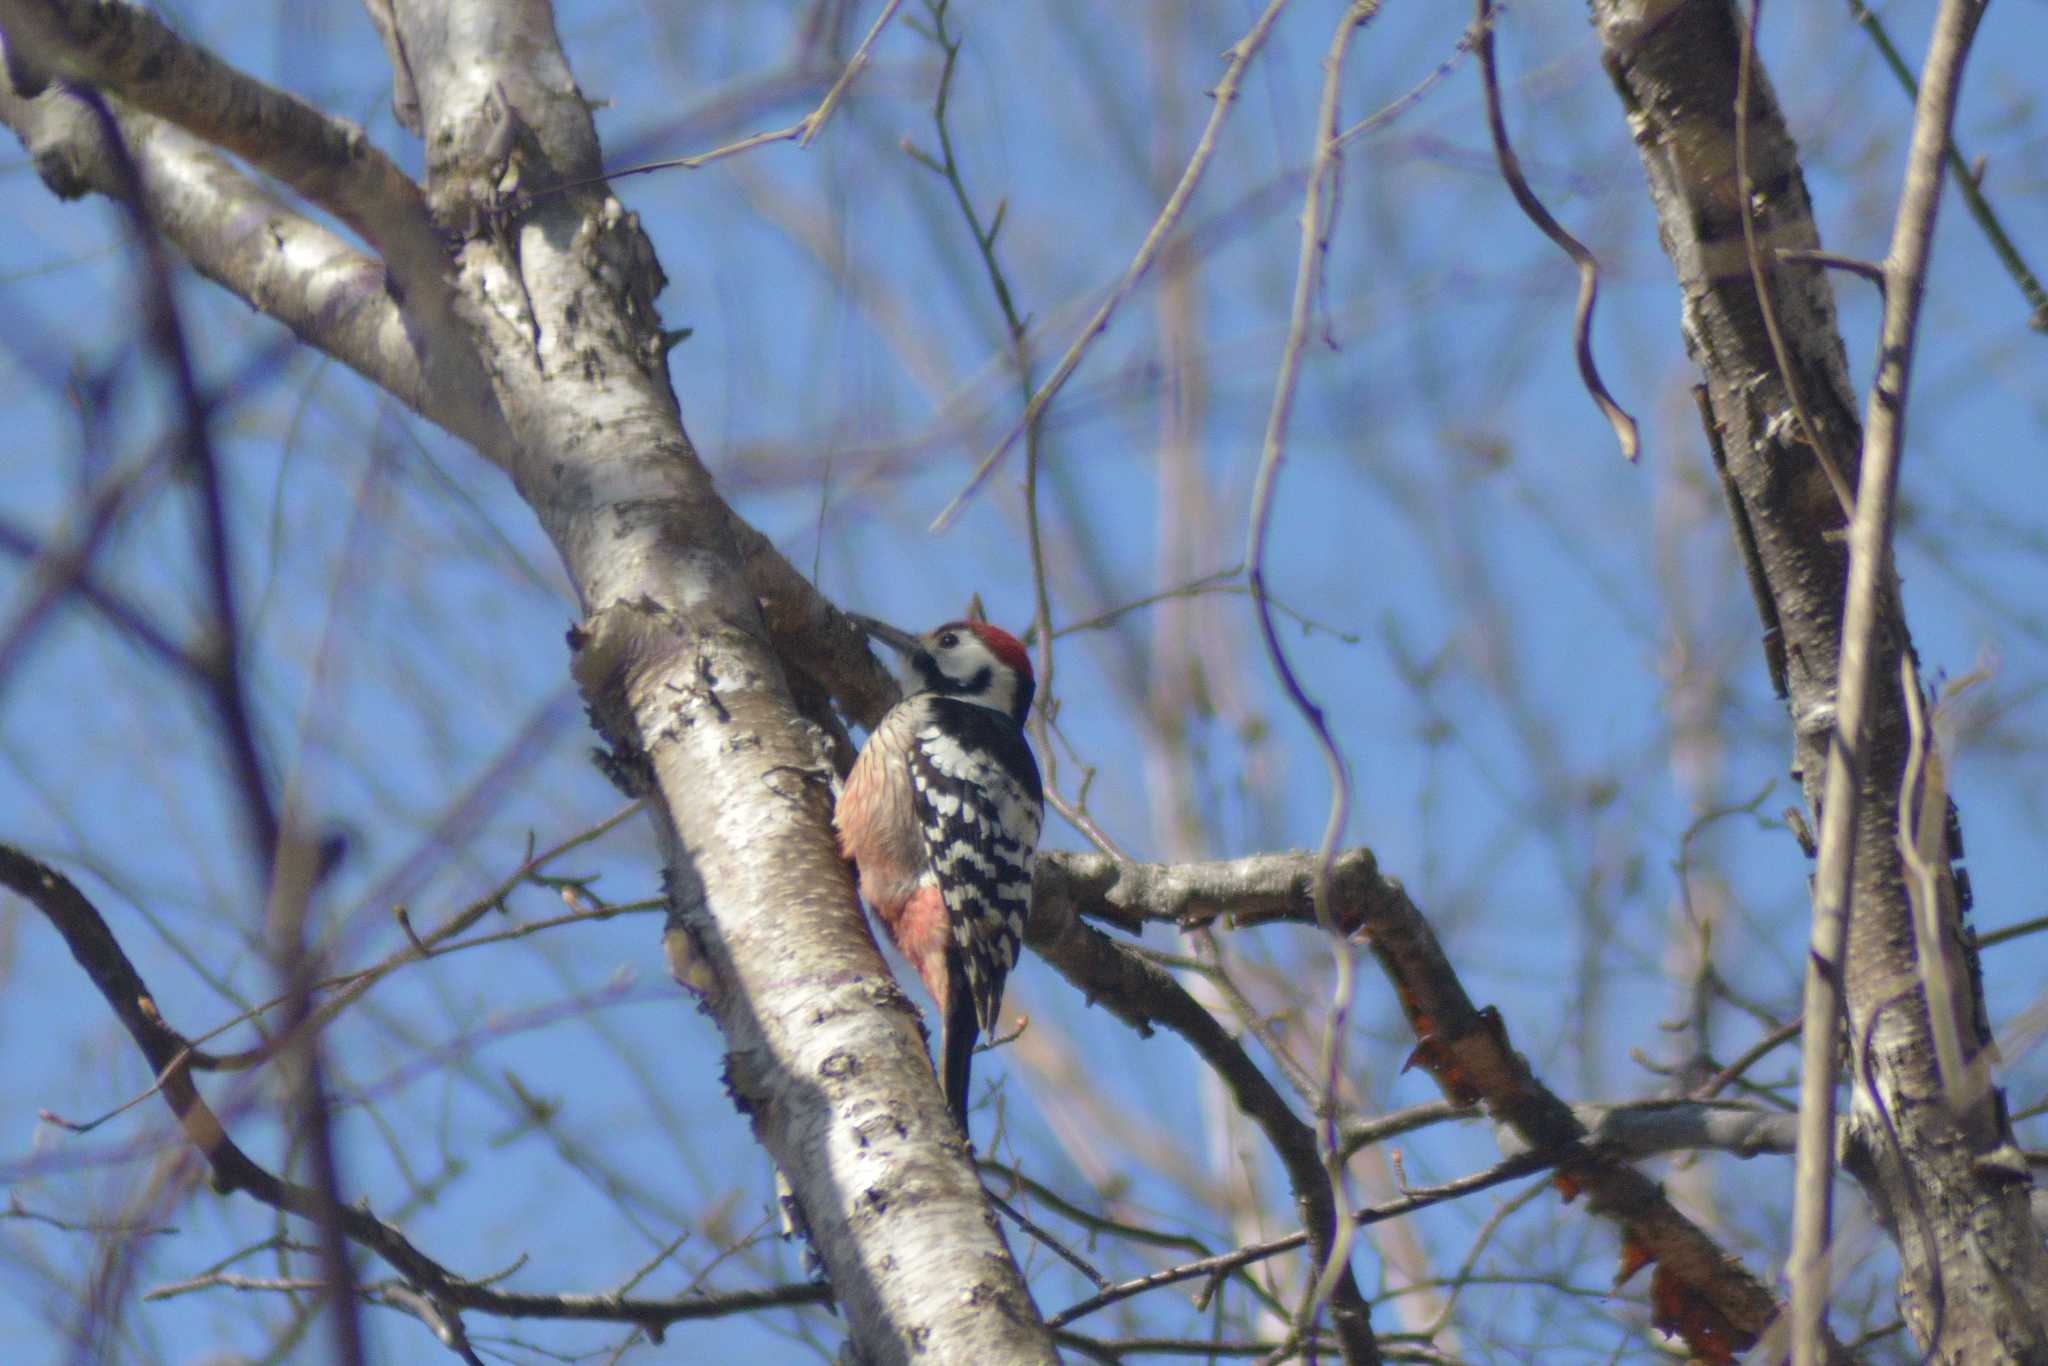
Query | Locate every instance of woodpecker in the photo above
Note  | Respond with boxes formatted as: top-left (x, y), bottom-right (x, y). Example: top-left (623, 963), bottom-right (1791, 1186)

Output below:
top-left (836, 617), bottom-right (1043, 1136)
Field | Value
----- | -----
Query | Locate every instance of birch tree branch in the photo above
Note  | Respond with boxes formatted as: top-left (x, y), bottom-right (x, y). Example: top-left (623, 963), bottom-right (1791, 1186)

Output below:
top-left (1034, 848), bottom-right (1784, 1360)
top-left (0, 0), bottom-right (459, 363)
top-left (0, 85), bottom-right (441, 423)
top-left (0, 9), bottom-right (900, 735)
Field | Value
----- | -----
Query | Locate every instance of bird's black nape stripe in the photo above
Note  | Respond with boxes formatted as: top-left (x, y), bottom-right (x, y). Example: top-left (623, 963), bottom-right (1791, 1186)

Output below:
top-left (942, 665), bottom-right (993, 698)
top-left (913, 653), bottom-right (993, 701)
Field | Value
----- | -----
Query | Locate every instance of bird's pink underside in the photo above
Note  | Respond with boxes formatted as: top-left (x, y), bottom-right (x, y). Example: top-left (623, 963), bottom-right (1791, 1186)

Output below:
top-left (838, 719), bottom-right (952, 1016)
top-left (883, 882), bottom-right (953, 1018)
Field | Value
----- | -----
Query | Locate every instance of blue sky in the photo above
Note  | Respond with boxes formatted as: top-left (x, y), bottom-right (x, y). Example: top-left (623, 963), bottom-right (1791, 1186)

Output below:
top-left (5, 1), bottom-right (2048, 1360)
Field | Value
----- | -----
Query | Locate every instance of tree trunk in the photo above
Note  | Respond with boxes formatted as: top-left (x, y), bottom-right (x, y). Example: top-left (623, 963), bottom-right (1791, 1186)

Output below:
top-left (1589, 1), bottom-right (2048, 1357)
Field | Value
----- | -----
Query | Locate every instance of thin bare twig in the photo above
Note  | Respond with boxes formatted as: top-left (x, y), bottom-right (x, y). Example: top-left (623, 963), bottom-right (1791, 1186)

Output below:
top-left (986, 1191), bottom-right (1109, 1292)
top-left (1976, 915), bottom-right (2048, 951)
top-left (1415, 1178), bottom-right (1548, 1342)
top-left (545, 0), bottom-right (904, 190)
top-left (1844, 0), bottom-right (2048, 330)
top-left (1474, 0), bottom-right (1638, 461)
top-left (1244, 3), bottom-right (1380, 1350)
top-left (3, 1196), bottom-right (174, 1238)
top-left (1044, 563), bottom-right (1362, 646)
top-left (908, 0), bottom-right (1071, 851)
top-left (1777, 248), bottom-right (1888, 290)
top-left (1694, 1019), bottom-right (1801, 1100)
top-left (0, 460), bottom-right (184, 684)
top-left (1338, 2), bottom-right (1504, 149)
top-left (1048, 1151), bottom-right (1546, 1330)
top-left (268, 825), bottom-right (366, 1366)
top-left (928, 0), bottom-right (1292, 532)
top-left (0, 848), bottom-right (833, 1337)
top-left (64, 84), bottom-right (281, 881)
top-left (51, 804), bottom-right (643, 1137)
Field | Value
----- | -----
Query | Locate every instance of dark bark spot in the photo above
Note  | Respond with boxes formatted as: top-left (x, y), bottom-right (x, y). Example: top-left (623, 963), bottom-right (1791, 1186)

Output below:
top-left (720, 1054), bottom-right (754, 1117)
top-left (851, 1112), bottom-right (908, 1149)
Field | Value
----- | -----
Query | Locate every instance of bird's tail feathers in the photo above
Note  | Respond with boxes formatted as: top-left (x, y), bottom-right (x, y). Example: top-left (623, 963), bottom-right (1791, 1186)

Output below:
top-left (941, 1003), bottom-right (978, 1139)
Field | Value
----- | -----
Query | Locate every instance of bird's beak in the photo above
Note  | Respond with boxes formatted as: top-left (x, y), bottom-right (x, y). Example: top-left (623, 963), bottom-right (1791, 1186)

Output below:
top-left (850, 614), bottom-right (922, 658)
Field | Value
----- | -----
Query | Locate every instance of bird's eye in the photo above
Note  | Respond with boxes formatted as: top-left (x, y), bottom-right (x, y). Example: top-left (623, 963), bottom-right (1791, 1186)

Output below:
top-left (937, 631), bottom-right (960, 648)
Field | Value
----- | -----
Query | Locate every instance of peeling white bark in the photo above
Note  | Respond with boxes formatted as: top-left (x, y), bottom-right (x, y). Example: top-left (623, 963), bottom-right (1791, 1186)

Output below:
top-left (382, 2), bottom-right (1058, 1358)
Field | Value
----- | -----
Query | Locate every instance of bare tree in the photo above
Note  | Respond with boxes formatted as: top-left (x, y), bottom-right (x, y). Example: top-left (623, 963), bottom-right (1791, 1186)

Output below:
top-left (4, 1), bottom-right (2047, 1362)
